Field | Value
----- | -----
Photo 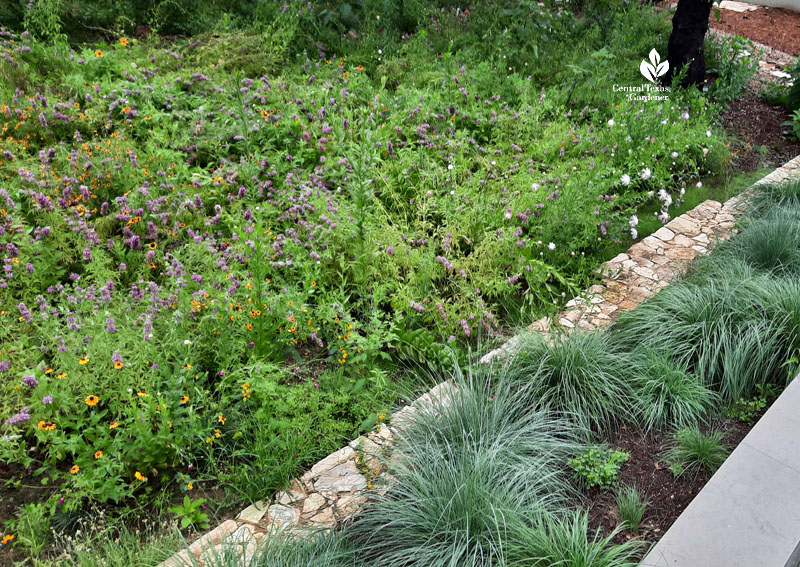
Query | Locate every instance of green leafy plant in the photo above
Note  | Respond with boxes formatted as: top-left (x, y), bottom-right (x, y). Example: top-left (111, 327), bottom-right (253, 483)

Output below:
top-left (167, 496), bottom-right (211, 530)
top-left (663, 427), bottom-right (730, 478)
top-left (705, 34), bottom-right (759, 104)
top-left (571, 446), bottom-right (630, 489)
top-left (725, 396), bottom-right (766, 425)
top-left (615, 485), bottom-right (648, 533)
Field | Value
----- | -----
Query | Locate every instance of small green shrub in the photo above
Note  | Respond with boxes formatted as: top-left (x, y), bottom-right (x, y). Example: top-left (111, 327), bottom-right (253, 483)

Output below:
top-left (615, 485), bottom-right (648, 534)
top-left (705, 34), bottom-right (759, 104)
top-left (632, 349), bottom-right (717, 430)
top-left (571, 446), bottom-right (630, 489)
top-left (725, 397), bottom-right (765, 425)
top-left (664, 427), bottom-right (730, 477)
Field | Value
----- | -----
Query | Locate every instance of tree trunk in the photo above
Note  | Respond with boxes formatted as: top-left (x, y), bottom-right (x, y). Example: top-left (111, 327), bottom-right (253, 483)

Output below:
top-left (665, 0), bottom-right (714, 87)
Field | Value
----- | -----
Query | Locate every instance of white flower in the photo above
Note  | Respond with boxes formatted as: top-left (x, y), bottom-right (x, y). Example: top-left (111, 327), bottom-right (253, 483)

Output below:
top-left (607, 119), bottom-right (615, 127)
top-left (696, 181), bottom-right (703, 188)
top-left (450, 190), bottom-right (455, 195)
top-left (184, 340), bottom-right (192, 345)
top-left (631, 228), bottom-right (638, 240)
top-left (671, 151), bottom-right (678, 158)
top-left (548, 242), bottom-right (556, 251)
top-left (629, 214), bottom-right (639, 227)
top-left (531, 183), bottom-right (540, 190)
top-left (681, 111), bottom-right (690, 120)
top-left (641, 168), bottom-right (652, 181)
top-left (620, 174), bottom-right (631, 186)
top-left (702, 148), bottom-right (709, 157)
top-left (706, 130), bottom-right (712, 138)
top-left (378, 49), bottom-right (382, 54)
top-left (447, 163), bottom-right (454, 170)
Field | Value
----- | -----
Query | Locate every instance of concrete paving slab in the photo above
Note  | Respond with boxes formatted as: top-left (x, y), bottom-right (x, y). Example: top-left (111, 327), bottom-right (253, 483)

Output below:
top-left (641, 378), bottom-right (800, 567)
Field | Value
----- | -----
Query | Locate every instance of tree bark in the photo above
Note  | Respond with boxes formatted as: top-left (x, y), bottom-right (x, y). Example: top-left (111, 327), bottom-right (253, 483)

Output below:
top-left (665, 0), bottom-right (714, 87)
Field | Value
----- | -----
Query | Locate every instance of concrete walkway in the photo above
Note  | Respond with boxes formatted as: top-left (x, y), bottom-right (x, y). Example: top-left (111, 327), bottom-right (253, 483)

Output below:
top-left (641, 377), bottom-right (800, 567)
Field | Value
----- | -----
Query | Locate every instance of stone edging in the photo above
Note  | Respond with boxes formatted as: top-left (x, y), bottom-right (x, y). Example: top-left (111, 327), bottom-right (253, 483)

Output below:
top-left (159, 155), bottom-right (800, 567)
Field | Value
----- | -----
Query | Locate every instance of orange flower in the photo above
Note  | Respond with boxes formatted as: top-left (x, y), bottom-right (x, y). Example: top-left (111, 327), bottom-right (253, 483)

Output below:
top-left (119, 37), bottom-right (129, 46)
top-left (218, 414), bottom-right (226, 425)
top-left (37, 421), bottom-right (56, 431)
top-left (109, 421), bottom-right (119, 429)
top-left (113, 361), bottom-right (124, 370)
top-left (1, 534), bottom-right (15, 545)
top-left (95, 50), bottom-right (104, 58)
top-left (70, 465), bottom-right (80, 474)
top-left (134, 471), bottom-right (147, 482)
top-left (356, 65), bottom-right (364, 71)
top-left (57, 371), bottom-right (67, 379)
top-left (148, 242), bottom-right (157, 249)
top-left (179, 395), bottom-right (189, 403)
top-left (85, 395), bottom-right (99, 406)
top-left (137, 391), bottom-right (147, 397)
top-left (79, 356), bottom-right (90, 365)
top-left (94, 450), bottom-right (103, 459)
top-left (187, 482), bottom-right (194, 490)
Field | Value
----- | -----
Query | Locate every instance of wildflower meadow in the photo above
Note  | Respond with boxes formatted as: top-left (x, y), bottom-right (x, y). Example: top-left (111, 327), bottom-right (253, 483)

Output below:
top-left (0, 0), bottom-right (765, 563)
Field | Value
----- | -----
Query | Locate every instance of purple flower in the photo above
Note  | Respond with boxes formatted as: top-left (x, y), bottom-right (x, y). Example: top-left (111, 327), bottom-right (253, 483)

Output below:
top-left (42, 396), bottom-right (53, 405)
top-left (409, 301), bottom-right (426, 313)
top-left (0, 361), bottom-right (10, 373)
top-left (22, 374), bottom-right (38, 388)
top-left (4, 407), bottom-right (30, 426)
top-left (17, 302), bottom-right (32, 321)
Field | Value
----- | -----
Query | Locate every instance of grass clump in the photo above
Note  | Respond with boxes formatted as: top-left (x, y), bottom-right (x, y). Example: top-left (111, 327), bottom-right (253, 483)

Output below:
top-left (663, 427), bottom-right (730, 478)
top-left (613, 265), bottom-right (796, 405)
top-left (615, 486), bottom-right (648, 534)
top-left (750, 179), bottom-right (800, 212)
top-left (509, 511), bottom-right (642, 567)
top-left (511, 332), bottom-right (637, 431)
top-left (202, 532), bottom-right (359, 567)
top-left (348, 362), bottom-right (582, 567)
top-left (632, 349), bottom-right (717, 430)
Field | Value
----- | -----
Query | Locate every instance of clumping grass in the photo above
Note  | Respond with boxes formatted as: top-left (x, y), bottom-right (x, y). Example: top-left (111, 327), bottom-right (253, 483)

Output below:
top-left (716, 209), bottom-right (800, 275)
top-left (632, 349), bottom-right (717, 430)
top-left (613, 262), bottom-right (796, 405)
top-left (348, 362), bottom-right (582, 567)
top-left (615, 486), bottom-right (648, 534)
top-left (510, 331), bottom-right (637, 431)
top-left (663, 427), bottom-right (730, 478)
top-left (750, 179), bottom-right (800, 212)
top-left (508, 511), bottom-right (642, 567)
top-left (202, 532), bottom-right (358, 567)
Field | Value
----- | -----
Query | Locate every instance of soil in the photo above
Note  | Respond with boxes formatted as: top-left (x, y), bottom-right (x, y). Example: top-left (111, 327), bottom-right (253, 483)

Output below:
top-left (720, 90), bottom-right (800, 170)
top-left (710, 5), bottom-right (800, 56)
top-left (586, 415), bottom-right (762, 550)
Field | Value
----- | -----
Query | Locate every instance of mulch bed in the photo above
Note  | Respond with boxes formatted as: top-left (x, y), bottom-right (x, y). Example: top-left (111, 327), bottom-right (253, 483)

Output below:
top-left (720, 90), bottom-right (800, 170)
top-left (710, 5), bottom-right (800, 56)
top-left (586, 416), bottom-right (760, 549)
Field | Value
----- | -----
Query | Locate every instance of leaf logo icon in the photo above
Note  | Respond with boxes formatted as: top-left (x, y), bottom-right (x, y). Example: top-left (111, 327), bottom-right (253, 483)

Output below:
top-left (640, 48), bottom-right (669, 83)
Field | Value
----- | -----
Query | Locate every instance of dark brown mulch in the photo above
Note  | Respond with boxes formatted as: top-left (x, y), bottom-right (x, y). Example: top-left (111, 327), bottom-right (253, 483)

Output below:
top-left (586, 417), bottom-right (757, 549)
top-left (720, 91), bottom-right (800, 171)
top-left (710, 5), bottom-right (800, 56)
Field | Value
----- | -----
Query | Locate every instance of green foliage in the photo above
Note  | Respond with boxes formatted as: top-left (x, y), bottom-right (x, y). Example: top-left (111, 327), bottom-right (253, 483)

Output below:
top-left (7, 502), bottom-right (50, 557)
top-left (349, 363), bottom-right (582, 567)
top-left (167, 495), bottom-right (211, 530)
top-left (614, 485), bottom-right (648, 534)
top-left (570, 446), bottom-right (630, 489)
top-left (205, 532), bottom-right (359, 567)
top-left (512, 332), bottom-right (638, 430)
top-left (632, 349), bottom-right (717, 430)
top-left (664, 427), bottom-right (730, 477)
top-left (705, 34), bottom-right (759, 105)
top-left (509, 510), bottom-right (642, 567)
